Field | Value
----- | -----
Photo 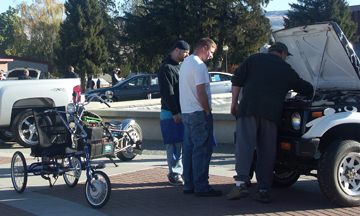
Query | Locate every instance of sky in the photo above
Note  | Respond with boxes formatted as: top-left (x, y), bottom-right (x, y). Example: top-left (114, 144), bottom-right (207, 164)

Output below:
top-left (0, 0), bottom-right (359, 14)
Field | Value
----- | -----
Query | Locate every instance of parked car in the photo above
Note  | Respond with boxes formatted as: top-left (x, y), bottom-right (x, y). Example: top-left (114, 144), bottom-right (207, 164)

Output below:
top-left (85, 74), bottom-right (160, 102)
top-left (6, 68), bottom-right (47, 80)
top-left (85, 72), bottom-right (233, 102)
top-left (209, 72), bottom-right (233, 94)
top-left (253, 22), bottom-right (360, 207)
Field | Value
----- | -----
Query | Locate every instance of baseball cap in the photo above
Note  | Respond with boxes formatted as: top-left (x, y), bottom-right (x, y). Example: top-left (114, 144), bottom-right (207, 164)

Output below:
top-left (268, 42), bottom-right (292, 56)
top-left (168, 40), bottom-right (190, 52)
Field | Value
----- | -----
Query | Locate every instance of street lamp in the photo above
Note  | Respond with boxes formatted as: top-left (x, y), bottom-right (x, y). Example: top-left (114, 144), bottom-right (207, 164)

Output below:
top-left (223, 45), bottom-right (229, 73)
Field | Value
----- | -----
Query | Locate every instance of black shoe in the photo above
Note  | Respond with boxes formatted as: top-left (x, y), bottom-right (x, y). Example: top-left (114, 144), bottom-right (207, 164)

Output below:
top-left (195, 189), bottom-right (222, 197)
top-left (253, 190), bottom-right (271, 204)
top-left (183, 189), bottom-right (195, 194)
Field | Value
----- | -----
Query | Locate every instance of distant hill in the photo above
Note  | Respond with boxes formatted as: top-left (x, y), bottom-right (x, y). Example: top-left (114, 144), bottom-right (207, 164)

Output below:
top-left (265, 10), bottom-right (287, 31)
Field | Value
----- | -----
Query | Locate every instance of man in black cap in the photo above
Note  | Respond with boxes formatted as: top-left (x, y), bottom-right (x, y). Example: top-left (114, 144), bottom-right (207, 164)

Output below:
top-left (226, 42), bottom-right (314, 203)
top-left (158, 40), bottom-right (190, 186)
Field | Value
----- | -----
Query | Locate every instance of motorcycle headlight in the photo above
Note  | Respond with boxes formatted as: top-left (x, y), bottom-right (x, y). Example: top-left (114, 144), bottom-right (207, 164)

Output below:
top-left (67, 103), bottom-right (76, 114)
top-left (291, 112), bottom-right (301, 130)
top-left (105, 90), bottom-right (114, 99)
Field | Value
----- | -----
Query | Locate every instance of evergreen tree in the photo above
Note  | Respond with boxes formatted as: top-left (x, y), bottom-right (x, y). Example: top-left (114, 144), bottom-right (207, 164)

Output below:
top-left (284, 0), bottom-right (358, 42)
top-left (55, 0), bottom-right (108, 91)
top-left (120, 0), bottom-right (272, 73)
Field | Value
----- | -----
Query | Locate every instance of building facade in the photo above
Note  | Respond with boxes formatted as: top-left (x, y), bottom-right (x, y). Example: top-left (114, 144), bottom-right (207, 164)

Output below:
top-left (0, 54), bottom-right (51, 73)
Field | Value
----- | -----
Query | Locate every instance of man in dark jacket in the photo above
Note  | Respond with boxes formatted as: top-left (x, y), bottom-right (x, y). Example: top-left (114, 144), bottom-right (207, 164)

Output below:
top-left (64, 66), bottom-right (78, 78)
top-left (112, 68), bottom-right (122, 86)
top-left (158, 40), bottom-right (190, 186)
top-left (18, 69), bottom-right (32, 80)
top-left (226, 42), bottom-right (314, 203)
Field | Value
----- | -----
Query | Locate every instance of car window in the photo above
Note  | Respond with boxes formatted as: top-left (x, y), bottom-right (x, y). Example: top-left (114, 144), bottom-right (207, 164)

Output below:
top-left (128, 77), bottom-right (149, 86)
top-left (210, 73), bottom-right (231, 82)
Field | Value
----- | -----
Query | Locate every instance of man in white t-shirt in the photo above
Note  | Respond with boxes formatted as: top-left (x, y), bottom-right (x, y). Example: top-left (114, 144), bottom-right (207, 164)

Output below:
top-left (179, 38), bottom-right (221, 197)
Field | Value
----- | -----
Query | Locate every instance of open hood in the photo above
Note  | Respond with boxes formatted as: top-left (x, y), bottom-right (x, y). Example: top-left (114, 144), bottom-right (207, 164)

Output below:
top-left (273, 22), bottom-right (360, 90)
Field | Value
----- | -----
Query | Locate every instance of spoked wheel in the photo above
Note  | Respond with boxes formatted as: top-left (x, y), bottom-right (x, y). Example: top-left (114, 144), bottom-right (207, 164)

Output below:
top-left (117, 123), bottom-right (142, 161)
top-left (62, 157), bottom-right (81, 187)
top-left (85, 171), bottom-right (111, 209)
top-left (11, 151), bottom-right (28, 193)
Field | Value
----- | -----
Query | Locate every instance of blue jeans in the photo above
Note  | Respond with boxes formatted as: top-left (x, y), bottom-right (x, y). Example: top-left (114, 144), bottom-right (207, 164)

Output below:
top-left (182, 111), bottom-right (213, 193)
top-left (161, 109), bottom-right (183, 179)
top-left (166, 142), bottom-right (183, 178)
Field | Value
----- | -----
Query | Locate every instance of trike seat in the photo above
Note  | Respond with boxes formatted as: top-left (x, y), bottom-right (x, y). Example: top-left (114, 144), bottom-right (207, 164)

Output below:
top-left (31, 107), bottom-right (73, 158)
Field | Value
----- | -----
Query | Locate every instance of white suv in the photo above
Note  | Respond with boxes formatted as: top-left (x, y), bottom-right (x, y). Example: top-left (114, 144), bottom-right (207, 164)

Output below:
top-left (250, 22), bottom-right (360, 207)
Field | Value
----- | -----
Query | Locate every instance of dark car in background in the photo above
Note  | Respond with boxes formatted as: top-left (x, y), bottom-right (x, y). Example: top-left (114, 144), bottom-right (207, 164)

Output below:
top-left (85, 74), bottom-right (160, 102)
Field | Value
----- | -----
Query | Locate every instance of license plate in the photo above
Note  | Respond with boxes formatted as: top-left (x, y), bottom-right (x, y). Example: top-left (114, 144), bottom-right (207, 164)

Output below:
top-left (104, 144), bottom-right (112, 153)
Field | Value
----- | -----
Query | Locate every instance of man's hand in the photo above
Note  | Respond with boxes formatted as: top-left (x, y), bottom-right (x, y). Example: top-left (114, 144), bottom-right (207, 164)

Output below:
top-left (231, 102), bottom-right (238, 118)
top-left (173, 113), bottom-right (182, 123)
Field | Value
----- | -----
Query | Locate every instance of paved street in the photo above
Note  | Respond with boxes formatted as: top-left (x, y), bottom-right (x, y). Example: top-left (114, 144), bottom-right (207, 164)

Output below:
top-left (1, 141), bottom-right (360, 216)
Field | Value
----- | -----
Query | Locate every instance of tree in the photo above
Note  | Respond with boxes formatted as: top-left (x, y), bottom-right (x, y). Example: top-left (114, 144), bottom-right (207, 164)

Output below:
top-left (17, 0), bottom-right (64, 61)
top-left (284, 0), bottom-right (358, 42)
top-left (55, 0), bottom-right (108, 92)
top-left (0, 6), bottom-right (28, 56)
top-left (120, 0), bottom-right (272, 73)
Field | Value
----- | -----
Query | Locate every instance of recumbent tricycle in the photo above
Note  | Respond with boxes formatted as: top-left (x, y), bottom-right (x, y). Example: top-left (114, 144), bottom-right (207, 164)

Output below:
top-left (10, 106), bottom-right (111, 209)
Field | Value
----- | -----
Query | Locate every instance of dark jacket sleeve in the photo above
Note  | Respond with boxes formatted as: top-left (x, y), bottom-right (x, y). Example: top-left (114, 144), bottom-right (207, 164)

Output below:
top-left (158, 65), bottom-right (180, 115)
top-left (288, 68), bottom-right (314, 97)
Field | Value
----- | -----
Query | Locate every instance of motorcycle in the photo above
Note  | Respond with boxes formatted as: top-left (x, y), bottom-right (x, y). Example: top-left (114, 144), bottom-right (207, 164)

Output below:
top-left (69, 91), bottom-right (143, 166)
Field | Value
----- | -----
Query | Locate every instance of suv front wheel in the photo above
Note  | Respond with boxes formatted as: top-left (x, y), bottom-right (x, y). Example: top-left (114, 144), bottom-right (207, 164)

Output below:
top-left (318, 139), bottom-right (360, 207)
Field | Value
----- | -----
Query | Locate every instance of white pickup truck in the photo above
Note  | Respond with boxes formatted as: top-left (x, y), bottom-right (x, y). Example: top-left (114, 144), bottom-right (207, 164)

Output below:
top-left (0, 78), bottom-right (81, 147)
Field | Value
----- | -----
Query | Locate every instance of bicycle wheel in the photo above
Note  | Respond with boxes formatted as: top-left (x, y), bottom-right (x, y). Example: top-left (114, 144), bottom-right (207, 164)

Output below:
top-left (11, 151), bottom-right (28, 193)
top-left (85, 171), bottom-right (111, 209)
top-left (62, 157), bottom-right (81, 187)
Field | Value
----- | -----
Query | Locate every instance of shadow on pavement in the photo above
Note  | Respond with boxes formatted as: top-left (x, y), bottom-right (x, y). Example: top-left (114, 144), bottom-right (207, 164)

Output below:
top-left (35, 167), bottom-right (351, 216)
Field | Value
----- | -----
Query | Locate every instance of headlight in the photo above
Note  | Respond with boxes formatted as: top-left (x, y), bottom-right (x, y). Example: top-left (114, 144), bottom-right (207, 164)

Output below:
top-left (105, 90), bottom-right (114, 99)
top-left (67, 103), bottom-right (76, 114)
top-left (291, 112), bottom-right (301, 130)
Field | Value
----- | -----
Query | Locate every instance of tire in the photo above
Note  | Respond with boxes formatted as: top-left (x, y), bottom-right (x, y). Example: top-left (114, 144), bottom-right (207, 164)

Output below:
top-left (11, 151), bottom-right (28, 193)
top-left (271, 165), bottom-right (300, 188)
top-left (117, 123), bottom-right (142, 161)
top-left (85, 171), bottom-right (111, 209)
top-left (318, 140), bottom-right (360, 207)
top-left (0, 130), bottom-right (14, 142)
top-left (63, 157), bottom-right (81, 188)
top-left (12, 109), bottom-right (39, 148)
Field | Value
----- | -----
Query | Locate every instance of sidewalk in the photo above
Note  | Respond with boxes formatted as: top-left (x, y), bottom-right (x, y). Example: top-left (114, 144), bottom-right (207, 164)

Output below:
top-left (1, 141), bottom-right (360, 215)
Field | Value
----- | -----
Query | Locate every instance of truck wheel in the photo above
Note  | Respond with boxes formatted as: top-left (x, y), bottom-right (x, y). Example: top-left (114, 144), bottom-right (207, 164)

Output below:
top-left (0, 130), bottom-right (14, 142)
top-left (117, 123), bottom-right (142, 161)
top-left (318, 140), bottom-right (360, 207)
top-left (12, 109), bottom-right (39, 148)
top-left (272, 165), bottom-right (300, 188)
